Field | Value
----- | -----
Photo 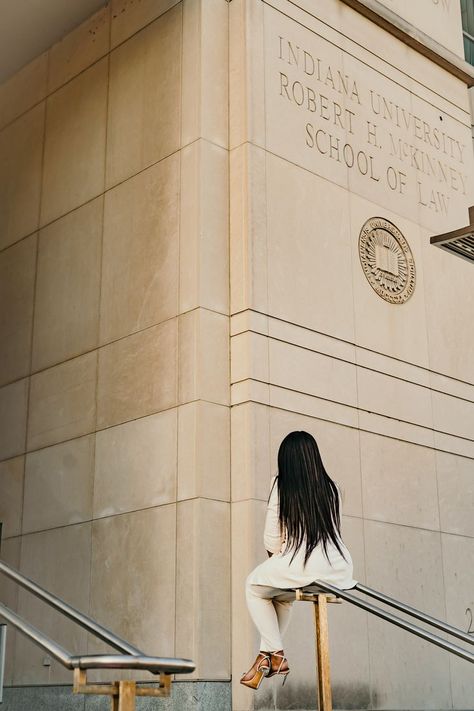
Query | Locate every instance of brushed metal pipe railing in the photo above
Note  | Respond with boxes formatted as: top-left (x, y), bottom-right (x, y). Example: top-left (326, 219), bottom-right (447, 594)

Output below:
top-left (0, 559), bottom-right (196, 679)
top-left (0, 560), bottom-right (140, 656)
top-left (69, 654), bottom-right (196, 674)
top-left (354, 582), bottom-right (474, 647)
top-left (0, 601), bottom-right (195, 675)
top-left (314, 580), bottom-right (474, 665)
top-left (0, 602), bottom-right (74, 668)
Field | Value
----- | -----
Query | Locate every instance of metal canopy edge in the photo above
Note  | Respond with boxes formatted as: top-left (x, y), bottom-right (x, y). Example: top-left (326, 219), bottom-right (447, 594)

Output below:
top-left (430, 206), bottom-right (474, 264)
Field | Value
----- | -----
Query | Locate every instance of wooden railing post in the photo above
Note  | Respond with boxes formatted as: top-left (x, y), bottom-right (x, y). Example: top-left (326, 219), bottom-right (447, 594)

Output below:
top-left (314, 593), bottom-right (333, 711)
top-left (118, 680), bottom-right (136, 711)
top-left (73, 665), bottom-right (172, 707)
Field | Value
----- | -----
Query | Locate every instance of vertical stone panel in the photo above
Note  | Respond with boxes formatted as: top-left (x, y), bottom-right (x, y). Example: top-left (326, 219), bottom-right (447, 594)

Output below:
top-left (231, 402), bottom-right (271, 503)
top-left (0, 0), bottom-right (219, 700)
top-left (0, 379), bottom-right (29, 461)
top-left (100, 155), bottom-right (179, 345)
top-left (229, 0), bottom-right (265, 150)
top-left (0, 537), bottom-right (21, 686)
top-left (47, 5), bottom-right (110, 93)
top-left (231, 499), bottom-right (266, 711)
top-left (97, 320), bottom-right (178, 429)
top-left (14, 523), bottom-right (92, 685)
top-left (176, 499), bottom-right (231, 678)
top-left (0, 457), bottom-right (24, 539)
top-left (90, 506), bottom-right (176, 666)
top-left (23, 436), bottom-right (94, 534)
top-left (110, 0), bottom-right (180, 48)
top-left (181, 0), bottom-right (229, 148)
top-left (178, 308), bottom-right (230, 406)
top-left (179, 140), bottom-right (229, 314)
top-left (0, 104), bottom-right (44, 250)
top-left (33, 198), bottom-right (103, 371)
top-left (364, 520), bottom-right (451, 708)
top-left (0, 51), bottom-right (48, 129)
top-left (229, 143), bottom-right (268, 315)
top-left (40, 58), bottom-right (107, 226)
top-left (3, 0), bottom-right (473, 708)
top-left (423, 227), bottom-right (474, 384)
top-left (265, 154), bottom-right (354, 340)
top-left (106, 4), bottom-right (182, 187)
top-left (0, 235), bottom-right (37, 386)
top-left (27, 353), bottom-right (97, 451)
top-left (360, 431), bottom-right (439, 529)
top-left (442, 533), bottom-right (474, 709)
top-left (177, 401), bottom-right (230, 501)
top-left (436, 450), bottom-right (474, 537)
top-left (229, 3), bottom-right (473, 711)
top-left (94, 410), bottom-right (178, 517)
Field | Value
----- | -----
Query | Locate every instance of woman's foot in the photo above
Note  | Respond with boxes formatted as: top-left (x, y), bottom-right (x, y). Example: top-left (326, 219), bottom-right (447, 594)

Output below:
top-left (267, 649), bottom-right (290, 681)
top-left (240, 652), bottom-right (271, 689)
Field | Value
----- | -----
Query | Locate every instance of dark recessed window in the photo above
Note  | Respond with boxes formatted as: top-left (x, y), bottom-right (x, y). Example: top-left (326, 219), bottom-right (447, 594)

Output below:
top-left (461, 0), bottom-right (474, 65)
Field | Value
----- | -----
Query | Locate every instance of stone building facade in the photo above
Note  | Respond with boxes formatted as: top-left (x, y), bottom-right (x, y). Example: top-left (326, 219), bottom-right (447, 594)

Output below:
top-left (0, 1), bottom-right (473, 710)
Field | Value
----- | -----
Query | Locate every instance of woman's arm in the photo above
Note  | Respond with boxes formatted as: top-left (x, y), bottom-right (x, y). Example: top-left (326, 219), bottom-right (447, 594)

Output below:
top-left (263, 475), bottom-right (284, 555)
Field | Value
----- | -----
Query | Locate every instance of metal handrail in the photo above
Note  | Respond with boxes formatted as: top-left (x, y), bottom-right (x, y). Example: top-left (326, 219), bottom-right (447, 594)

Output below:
top-left (0, 603), bottom-right (72, 668)
top-left (3, 557), bottom-right (473, 678)
top-left (0, 602), bottom-right (195, 675)
top-left (313, 580), bottom-right (474, 665)
top-left (69, 655), bottom-right (195, 674)
top-left (0, 560), bottom-right (140, 656)
top-left (0, 560), bottom-right (196, 676)
top-left (355, 582), bottom-right (474, 647)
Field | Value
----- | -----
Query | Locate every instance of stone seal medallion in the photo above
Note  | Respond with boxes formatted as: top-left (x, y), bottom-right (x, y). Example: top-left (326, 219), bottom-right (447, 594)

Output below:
top-left (358, 217), bottom-right (416, 304)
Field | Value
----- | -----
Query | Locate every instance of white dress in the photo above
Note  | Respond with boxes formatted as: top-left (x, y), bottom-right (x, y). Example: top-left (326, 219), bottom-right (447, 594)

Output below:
top-left (248, 475), bottom-right (357, 590)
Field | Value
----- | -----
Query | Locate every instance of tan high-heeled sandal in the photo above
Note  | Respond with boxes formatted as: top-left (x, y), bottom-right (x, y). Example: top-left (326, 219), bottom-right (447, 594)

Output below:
top-left (266, 651), bottom-right (290, 685)
top-left (240, 653), bottom-right (271, 690)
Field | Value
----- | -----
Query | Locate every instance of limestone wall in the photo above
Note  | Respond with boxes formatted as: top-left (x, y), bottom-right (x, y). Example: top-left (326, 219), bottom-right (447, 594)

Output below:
top-left (1, 1), bottom-right (473, 709)
top-left (0, 0), bottom-right (230, 688)
top-left (377, 0), bottom-right (465, 56)
top-left (229, 1), bottom-right (474, 710)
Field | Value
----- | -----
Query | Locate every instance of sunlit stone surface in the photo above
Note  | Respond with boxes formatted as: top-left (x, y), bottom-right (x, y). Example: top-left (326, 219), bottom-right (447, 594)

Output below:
top-left (0, 1), bottom-right (473, 710)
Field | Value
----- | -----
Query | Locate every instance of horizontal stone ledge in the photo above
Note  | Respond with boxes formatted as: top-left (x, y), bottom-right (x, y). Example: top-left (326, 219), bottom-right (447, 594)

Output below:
top-left (230, 380), bottom-right (474, 458)
top-left (229, 325), bottom-right (474, 405)
top-left (340, 0), bottom-right (474, 87)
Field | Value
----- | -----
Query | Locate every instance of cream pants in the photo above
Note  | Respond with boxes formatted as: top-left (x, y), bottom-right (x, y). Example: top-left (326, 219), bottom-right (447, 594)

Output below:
top-left (245, 576), bottom-right (293, 652)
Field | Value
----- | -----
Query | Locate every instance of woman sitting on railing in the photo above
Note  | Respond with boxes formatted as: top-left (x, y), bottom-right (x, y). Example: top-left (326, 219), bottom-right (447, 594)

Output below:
top-left (240, 430), bottom-right (357, 690)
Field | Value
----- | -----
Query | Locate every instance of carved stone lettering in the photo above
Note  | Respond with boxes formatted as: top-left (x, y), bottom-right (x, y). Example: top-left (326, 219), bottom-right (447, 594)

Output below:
top-left (265, 10), bottom-right (474, 232)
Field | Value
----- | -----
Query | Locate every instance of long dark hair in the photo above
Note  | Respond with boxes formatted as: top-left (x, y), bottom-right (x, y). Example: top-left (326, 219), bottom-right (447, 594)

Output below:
top-left (275, 430), bottom-right (347, 565)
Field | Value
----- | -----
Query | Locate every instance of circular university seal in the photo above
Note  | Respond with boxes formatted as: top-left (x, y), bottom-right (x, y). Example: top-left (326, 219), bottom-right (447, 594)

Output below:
top-left (358, 217), bottom-right (416, 304)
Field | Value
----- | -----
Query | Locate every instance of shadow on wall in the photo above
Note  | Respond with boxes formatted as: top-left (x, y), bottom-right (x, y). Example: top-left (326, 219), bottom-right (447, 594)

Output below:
top-left (254, 680), bottom-right (375, 710)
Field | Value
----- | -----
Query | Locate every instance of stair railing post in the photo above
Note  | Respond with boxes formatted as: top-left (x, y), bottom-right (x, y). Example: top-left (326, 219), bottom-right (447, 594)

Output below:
top-left (314, 594), bottom-right (333, 711)
top-left (118, 680), bottom-right (136, 711)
